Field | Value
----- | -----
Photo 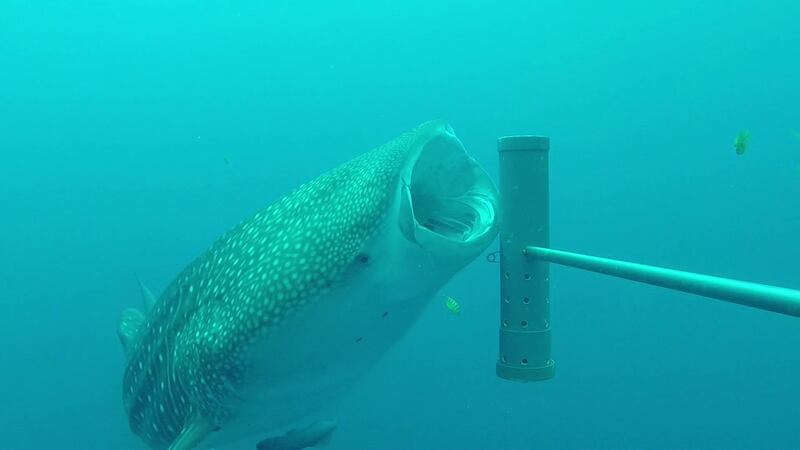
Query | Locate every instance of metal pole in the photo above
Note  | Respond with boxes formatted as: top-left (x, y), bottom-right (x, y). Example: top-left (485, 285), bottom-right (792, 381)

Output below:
top-left (526, 246), bottom-right (800, 317)
top-left (497, 136), bottom-right (554, 382)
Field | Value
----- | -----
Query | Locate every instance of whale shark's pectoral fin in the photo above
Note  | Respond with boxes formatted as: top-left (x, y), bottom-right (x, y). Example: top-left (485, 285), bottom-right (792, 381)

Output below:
top-left (398, 178), bottom-right (421, 248)
top-left (136, 275), bottom-right (157, 311)
top-left (256, 419), bottom-right (337, 450)
top-left (117, 308), bottom-right (145, 357)
top-left (169, 416), bottom-right (213, 450)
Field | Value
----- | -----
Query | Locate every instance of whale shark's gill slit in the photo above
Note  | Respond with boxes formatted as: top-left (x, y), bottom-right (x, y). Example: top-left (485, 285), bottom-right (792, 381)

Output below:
top-left (422, 216), bottom-right (472, 240)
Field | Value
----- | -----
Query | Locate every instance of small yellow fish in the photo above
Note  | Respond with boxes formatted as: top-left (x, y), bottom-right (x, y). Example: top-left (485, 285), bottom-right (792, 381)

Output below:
top-left (734, 130), bottom-right (750, 155)
top-left (444, 296), bottom-right (461, 315)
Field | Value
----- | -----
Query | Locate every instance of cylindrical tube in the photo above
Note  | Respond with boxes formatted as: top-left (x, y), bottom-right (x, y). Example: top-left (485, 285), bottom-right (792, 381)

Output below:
top-left (496, 135), bottom-right (554, 382)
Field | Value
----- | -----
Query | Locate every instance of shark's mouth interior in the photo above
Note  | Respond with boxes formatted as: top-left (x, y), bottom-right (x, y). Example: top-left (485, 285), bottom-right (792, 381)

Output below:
top-left (408, 130), bottom-right (497, 244)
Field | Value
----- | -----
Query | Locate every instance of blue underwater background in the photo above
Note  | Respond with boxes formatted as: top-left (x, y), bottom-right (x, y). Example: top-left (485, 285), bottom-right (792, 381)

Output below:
top-left (1, 1), bottom-right (799, 449)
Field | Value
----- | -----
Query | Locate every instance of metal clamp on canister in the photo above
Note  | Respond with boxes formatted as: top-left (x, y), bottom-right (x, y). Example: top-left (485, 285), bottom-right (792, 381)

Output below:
top-left (496, 135), bottom-right (554, 382)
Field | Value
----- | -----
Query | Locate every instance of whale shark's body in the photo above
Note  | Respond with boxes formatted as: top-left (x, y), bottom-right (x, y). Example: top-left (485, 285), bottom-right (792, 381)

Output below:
top-left (118, 121), bottom-right (499, 450)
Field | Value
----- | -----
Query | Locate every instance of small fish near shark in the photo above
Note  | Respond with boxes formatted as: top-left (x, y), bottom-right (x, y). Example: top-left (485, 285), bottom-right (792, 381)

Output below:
top-left (118, 120), bottom-right (500, 450)
top-left (734, 130), bottom-right (750, 155)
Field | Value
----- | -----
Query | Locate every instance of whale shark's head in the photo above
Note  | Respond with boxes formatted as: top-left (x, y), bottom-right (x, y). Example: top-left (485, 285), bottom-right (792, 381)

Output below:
top-left (120, 120), bottom-right (499, 450)
top-left (405, 122), bottom-right (497, 252)
top-left (360, 120), bottom-right (498, 301)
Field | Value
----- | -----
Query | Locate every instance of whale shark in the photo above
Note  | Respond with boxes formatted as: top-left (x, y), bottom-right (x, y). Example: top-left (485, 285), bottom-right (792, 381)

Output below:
top-left (118, 120), bottom-right (499, 450)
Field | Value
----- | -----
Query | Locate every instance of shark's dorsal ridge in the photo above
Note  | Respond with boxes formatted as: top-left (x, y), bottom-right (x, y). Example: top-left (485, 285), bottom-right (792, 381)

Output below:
top-left (136, 275), bottom-right (157, 311)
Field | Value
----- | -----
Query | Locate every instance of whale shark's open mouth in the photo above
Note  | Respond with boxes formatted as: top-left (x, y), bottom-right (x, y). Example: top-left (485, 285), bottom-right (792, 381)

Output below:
top-left (406, 127), bottom-right (498, 245)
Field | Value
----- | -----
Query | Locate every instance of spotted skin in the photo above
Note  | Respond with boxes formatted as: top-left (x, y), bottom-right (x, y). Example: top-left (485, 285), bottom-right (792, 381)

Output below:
top-left (120, 121), bottom-right (458, 449)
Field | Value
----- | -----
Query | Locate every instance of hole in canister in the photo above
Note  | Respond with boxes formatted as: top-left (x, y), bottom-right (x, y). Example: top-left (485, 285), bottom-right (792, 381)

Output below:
top-left (502, 320), bottom-right (508, 327)
top-left (504, 296), bottom-right (510, 304)
top-left (522, 297), bottom-right (530, 304)
top-left (501, 356), bottom-right (507, 363)
top-left (521, 358), bottom-right (528, 366)
top-left (521, 320), bottom-right (528, 328)
top-left (523, 273), bottom-right (532, 280)
top-left (504, 272), bottom-right (510, 280)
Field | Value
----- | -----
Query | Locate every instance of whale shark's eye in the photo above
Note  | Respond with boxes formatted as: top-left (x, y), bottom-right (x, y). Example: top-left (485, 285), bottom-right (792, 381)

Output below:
top-left (356, 253), bottom-right (370, 264)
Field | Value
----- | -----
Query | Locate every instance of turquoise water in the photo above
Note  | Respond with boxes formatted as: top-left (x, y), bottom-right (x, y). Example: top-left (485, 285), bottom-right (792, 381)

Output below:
top-left (1, 1), bottom-right (799, 449)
